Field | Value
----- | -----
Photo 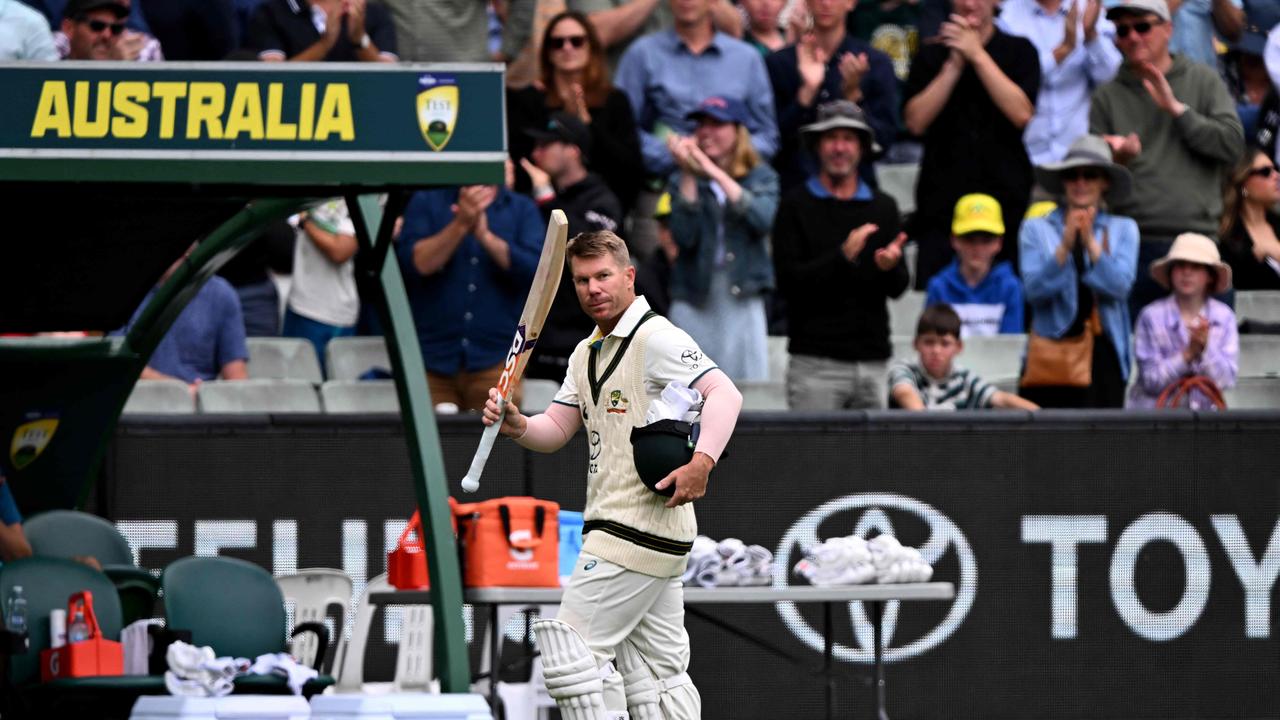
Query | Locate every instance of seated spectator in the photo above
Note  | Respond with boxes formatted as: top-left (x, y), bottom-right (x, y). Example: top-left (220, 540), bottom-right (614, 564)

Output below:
top-left (1, 0), bottom-right (58, 60)
top-left (283, 199), bottom-right (358, 373)
top-left (507, 11), bottom-right (644, 213)
top-left (1019, 134), bottom-right (1138, 408)
top-left (903, 0), bottom-right (1040, 289)
top-left (396, 185), bottom-right (544, 411)
top-left (997, 0), bottom-right (1121, 165)
top-left (217, 219), bottom-right (293, 338)
top-left (1220, 148), bottom-right (1280, 290)
top-left (766, 0), bottom-right (898, 191)
top-left (771, 101), bottom-right (910, 409)
top-left (665, 96), bottom-right (780, 381)
top-left (742, 0), bottom-right (787, 55)
top-left (57, 0), bottom-right (162, 60)
top-left (248, 0), bottom-right (396, 62)
top-left (119, 245), bottom-right (249, 393)
top-left (1224, 30), bottom-right (1270, 138)
top-left (1129, 233), bottom-right (1239, 407)
top-left (0, 467), bottom-right (32, 562)
top-left (925, 194), bottom-right (1024, 336)
top-left (890, 303), bottom-right (1039, 409)
top-left (1169, 0), bottom-right (1243, 68)
top-left (1089, 0), bottom-right (1243, 320)
top-left (518, 112), bottom-right (626, 381)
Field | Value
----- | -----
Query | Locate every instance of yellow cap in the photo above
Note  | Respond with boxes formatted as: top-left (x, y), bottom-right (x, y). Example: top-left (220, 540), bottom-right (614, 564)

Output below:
top-left (951, 193), bottom-right (1005, 236)
top-left (654, 192), bottom-right (672, 219)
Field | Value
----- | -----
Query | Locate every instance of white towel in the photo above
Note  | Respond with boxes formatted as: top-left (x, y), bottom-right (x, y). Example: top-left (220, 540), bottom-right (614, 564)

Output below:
top-left (248, 652), bottom-right (318, 695)
top-left (165, 641), bottom-right (238, 697)
top-left (121, 619), bottom-right (162, 676)
top-left (644, 382), bottom-right (703, 423)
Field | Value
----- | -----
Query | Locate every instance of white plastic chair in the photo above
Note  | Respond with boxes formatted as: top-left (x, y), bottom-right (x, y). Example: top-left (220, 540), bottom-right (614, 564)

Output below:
top-left (473, 604), bottom-right (559, 720)
top-left (333, 572), bottom-right (434, 693)
top-left (277, 568), bottom-right (353, 673)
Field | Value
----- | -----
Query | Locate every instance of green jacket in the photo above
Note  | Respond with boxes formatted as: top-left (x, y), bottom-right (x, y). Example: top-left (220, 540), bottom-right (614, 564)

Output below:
top-left (1089, 54), bottom-right (1243, 238)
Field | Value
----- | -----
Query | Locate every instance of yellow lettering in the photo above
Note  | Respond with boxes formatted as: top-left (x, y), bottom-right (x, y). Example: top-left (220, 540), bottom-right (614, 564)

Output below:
top-left (265, 83), bottom-right (296, 141)
top-left (185, 82), bottom-right (225, 140)
top-left (72, 81), bottom-right (111, 139)
top-left (30, 81), bottom-right (71, 138)
top-left (297, 83), bottom-right (316, 141)
top-left (152, 82), bottom-right (187, 139)
top-left (313, 84), bottom-right (353, 142)
top-left (111, 82), bottom-right (150, 138)
top-left (224, 83), bottom-right (264, 140)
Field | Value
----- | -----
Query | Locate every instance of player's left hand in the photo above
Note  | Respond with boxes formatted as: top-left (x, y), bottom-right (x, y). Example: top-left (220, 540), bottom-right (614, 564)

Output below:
top-left (656, 453), bottom-right (715, 508)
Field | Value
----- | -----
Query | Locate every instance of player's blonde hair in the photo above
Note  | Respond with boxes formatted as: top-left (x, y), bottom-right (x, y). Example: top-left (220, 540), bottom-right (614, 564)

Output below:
top-left (566, 230), bottom-right (632, 269)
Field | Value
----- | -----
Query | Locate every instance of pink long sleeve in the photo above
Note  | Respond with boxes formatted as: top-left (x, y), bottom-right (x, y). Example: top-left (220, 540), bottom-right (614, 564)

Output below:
top-left (513, 402), bottom-right (582, 453)
top-left (691, 369), bottom-right (743, 464)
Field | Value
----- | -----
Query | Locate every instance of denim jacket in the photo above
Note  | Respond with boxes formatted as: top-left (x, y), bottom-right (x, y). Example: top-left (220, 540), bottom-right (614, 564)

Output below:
top-left (666, 162), bottom-right (780, 305)
top-left (1019, 208), bottom-right (1139, 380)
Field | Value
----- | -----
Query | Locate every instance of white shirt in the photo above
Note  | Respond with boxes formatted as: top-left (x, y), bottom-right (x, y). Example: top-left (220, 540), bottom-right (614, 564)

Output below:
top-left (288, 199), bottom-right (359, 327)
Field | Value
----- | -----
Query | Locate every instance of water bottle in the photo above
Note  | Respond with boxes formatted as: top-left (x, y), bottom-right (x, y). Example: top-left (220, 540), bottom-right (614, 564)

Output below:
top-left (67, 606), bottom-right (90, 644)
top-left (5, 585), bottom-right (26, 636)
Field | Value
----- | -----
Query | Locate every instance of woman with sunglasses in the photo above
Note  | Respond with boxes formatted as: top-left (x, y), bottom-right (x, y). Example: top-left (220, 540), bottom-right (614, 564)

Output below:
top-left (1018, 134), bottom-right (1139, 408)
top-left (663, 96), bottom-right (779, 381)
top-left (507, 11), bottom-right (644, 213)
top-left (1219, 148), bottom-right (1280, 290)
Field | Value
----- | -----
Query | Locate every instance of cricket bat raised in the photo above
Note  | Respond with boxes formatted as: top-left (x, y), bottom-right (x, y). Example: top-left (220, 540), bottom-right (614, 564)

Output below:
top-left (460, 209), bottom-right (568, 493)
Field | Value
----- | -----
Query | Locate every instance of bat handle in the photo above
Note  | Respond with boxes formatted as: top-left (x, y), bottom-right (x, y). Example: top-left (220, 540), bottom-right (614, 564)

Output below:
top-left (461, 398), bottom-right (505, 493)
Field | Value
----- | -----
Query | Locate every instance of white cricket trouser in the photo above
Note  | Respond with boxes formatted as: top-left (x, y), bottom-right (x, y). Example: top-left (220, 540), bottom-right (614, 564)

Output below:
top-left (555, 552), bottom-right (701, 718)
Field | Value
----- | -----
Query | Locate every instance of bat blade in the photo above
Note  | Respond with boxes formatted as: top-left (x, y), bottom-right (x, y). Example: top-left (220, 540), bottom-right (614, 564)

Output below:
top-left (461, 210), bottom-right (568, 492)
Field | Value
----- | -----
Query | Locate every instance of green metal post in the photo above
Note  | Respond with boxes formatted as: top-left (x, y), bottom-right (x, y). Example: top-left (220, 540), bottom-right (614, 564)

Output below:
top-left (345, 194), bottom-right (472, 692)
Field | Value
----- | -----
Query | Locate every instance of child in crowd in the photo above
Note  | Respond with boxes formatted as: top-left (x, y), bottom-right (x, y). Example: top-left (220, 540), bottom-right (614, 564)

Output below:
top-left (924, 194), bottom-right (1024, 337)
top-left (1129, 233), bottom-right (1239, 408)
top-left (889, 304), bottom-right (1039, 410)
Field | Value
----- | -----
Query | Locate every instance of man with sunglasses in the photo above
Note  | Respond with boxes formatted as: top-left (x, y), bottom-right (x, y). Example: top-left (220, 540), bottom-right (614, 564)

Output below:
top-left (1089, 0), bottom-right (1243, 318)
top-left (57, 0), bottom-right (162, 61)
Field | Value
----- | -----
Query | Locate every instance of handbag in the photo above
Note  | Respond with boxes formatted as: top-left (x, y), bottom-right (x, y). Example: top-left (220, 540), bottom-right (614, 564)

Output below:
top-left (1020, 307), bottom-right (1101, 388)
top-left (1156, 375), bottom-right (1227, 410)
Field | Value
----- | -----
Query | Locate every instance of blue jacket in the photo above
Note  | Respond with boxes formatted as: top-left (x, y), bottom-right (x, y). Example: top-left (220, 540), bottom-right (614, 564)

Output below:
top-left (925, 259), bottom-right (1024, 335)
top-left (1019, 208), bottom-right (1139, 380)
top-left (666, 162), bottom-right (780, 305)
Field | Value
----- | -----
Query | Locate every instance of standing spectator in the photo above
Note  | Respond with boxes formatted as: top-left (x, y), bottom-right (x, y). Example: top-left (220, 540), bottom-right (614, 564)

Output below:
top-left (283, 199), bottom-right (359, 373)
top-left (1219, 147), bottom-right (1280, 290)
top-left (847, 0), bottom-right (923, 87)
top-left (57, 0), bottom-right (161, 60)
top-left (1223, 30), bottom-right (1270, 138)
top-left (217, 220), bottom-right (294, 338)
top-left (1129, 233), bottom-right (1238, 407)
top-left (248, 0), bottom-right (397, 62)
top-left (1169, 0), bottom-right (1243, 67)
top-left (507, 11), bottom-right (644, 213)
top-left (903, 0), bottom-right (1040, 289)
top-left (925, 194), bottom-right (1025, 336)
top-left (997, 0), bottom-right (1122, 165)
top-left (771, 101), bottom-right (910, 409)
top-left (568, 0), bottom-right (743, 64)
top-left (665, 96), bottom-right (780, 381)
top-left (142, 0), bottom-right (235, 60)
top-left (742, 0), bottom-right (786, 55)
top-left (396, 185), bottom-right (544, 411)
top-left (766, 0), bottom-right (899, 192)
top-left (1, 0), bottom-right (58, 59)
top-left (379, 0), bottom-right (485, 62)
top-left (1019, 135), bottom-right (1138, 408)
top-left (1089, 0), bottom-right (1244, 319)
top-left (518, 112), bottom-right (627, 381)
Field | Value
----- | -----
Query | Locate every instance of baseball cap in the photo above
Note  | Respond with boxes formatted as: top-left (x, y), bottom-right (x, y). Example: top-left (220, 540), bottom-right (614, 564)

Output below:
top-left (525, 112), bottom-right (592, 155)
top-left (1105, 0), bottom-right (1170, 22)
top-left (685, 96), bottom-right (750, 125)
top-left (64, 0), bottom-right (130, 19)
top-left (951, 194), bottom-right (1005, 236)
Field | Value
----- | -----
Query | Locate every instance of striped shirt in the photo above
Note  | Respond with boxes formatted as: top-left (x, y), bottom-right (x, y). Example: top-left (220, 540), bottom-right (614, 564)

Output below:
top-left (889, 360), bottom-right (997, 410)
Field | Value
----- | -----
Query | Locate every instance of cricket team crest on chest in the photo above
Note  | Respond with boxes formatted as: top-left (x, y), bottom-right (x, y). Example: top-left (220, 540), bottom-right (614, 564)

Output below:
top-left (606, 389), bottom-right (629, 414)
top-left (416, 74), bottom-right (458, 151)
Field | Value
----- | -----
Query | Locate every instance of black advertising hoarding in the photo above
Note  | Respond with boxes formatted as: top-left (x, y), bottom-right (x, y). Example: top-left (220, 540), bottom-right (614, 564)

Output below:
top-left (103, 413), bottom-right (1280, 718)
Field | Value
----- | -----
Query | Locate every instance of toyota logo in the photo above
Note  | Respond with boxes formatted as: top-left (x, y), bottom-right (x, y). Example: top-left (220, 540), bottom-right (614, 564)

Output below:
top-left (773, 493), bottom-right (977, 663)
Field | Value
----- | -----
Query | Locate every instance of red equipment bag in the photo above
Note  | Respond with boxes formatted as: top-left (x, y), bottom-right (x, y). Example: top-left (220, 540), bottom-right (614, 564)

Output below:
top-left (387, 499), bottom-right (461, 590)
top-left (454, 497), bottom-right (560, 587)
top-left (40, 591), bottom-right (123, 681)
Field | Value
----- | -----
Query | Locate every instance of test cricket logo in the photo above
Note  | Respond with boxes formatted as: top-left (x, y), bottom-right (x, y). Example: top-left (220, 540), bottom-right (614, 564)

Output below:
top-left (10, 411), bottom-right (59, 470)
top-left (416, 74), bottom-right (458, 151)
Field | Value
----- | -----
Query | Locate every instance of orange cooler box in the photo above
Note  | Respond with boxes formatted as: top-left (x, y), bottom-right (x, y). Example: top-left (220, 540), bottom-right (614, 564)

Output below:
top-left (40, 591), bottom-right (122, 681)
top-left (455, 497), bottom-right (559, 587)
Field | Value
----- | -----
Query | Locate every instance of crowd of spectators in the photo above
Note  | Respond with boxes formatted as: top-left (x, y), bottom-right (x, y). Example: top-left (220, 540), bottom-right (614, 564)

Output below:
top-left (11, 0), bottom-right (1280, 411)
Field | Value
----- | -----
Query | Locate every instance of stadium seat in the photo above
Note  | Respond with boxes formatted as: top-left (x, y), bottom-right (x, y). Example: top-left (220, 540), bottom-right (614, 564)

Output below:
top-left (767, 335), bottom-right (789, 382)
top-left (321, 379), bottom-right (399, 413)
top-left (25, 510), bottom-right (160, 626)
top-left (198, 379), bottom-right (322, 413)
top-left (246, 337), bottom-right (323, 383)
top-left (889, 291), bottom-right (925, 337)
top-left (739, 381), bottom-right (788, 411)
top-left (326, 336), bottom-right (392, 381)
top-left (959, 334), bottom-right (1027, 386)
top-left (874, 162), bottom-right (918, 216)
top-left (891, 334), bottom-right (915, 362)
top-left (122, 379), bottom-right (194, 414)
top-left (521, 379), bottom-right (560, 413)
top-left (1223, 377), bottom-right (1280, 409)
top-left (1235, 290), bottom-right (1280, 326)
top-left (1238, 335), bottom-right (1280, 378)
top-left (333, 572), bottom-right (435, 693)
top-left (276, 568), bottom-right (353, 675)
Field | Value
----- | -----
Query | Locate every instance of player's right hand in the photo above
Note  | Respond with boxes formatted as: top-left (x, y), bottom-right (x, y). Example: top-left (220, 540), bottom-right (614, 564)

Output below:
top-left (483, 388), bottom-right (527, 437)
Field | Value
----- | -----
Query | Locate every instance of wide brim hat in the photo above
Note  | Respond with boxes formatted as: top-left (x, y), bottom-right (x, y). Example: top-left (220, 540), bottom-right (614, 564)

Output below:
top-left (1034, 134), bottom-right (1132, 204)
top-left (1150, 232), bottom-right (1233, 294)
top-left (801, 100), bottom-right (882, 155)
